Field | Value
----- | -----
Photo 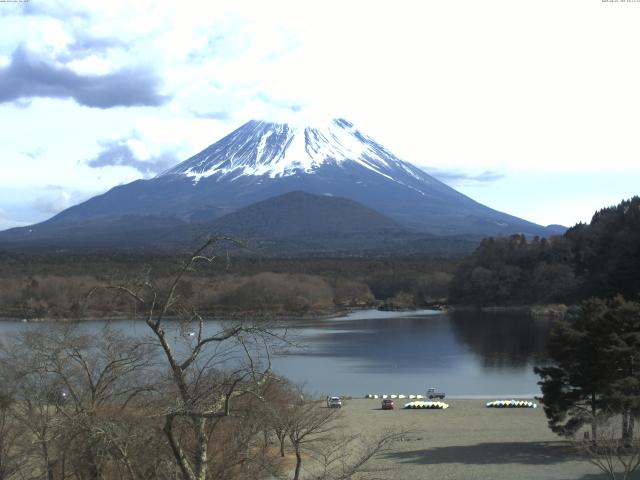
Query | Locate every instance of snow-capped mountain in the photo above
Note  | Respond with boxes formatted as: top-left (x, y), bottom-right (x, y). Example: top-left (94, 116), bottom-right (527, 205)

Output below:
top-left (161, 118), bottom-right (433, 189)
top-left (0, 118), bottom-right (564, 250)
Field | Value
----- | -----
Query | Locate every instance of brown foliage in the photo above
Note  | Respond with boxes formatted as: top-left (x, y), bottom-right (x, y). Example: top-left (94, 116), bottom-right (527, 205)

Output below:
top-left (215, 273), bottom-right (335, 312)
top-left (0, 252), bottom-right (456, 319)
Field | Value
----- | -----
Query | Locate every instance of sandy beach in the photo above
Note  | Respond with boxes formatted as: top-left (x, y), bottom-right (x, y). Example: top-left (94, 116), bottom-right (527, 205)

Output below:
top-left (332, 398), bottom-right (627, 480)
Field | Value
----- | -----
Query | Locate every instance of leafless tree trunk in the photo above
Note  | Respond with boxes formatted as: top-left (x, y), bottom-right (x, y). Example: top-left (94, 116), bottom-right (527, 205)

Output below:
top-left (287, 399), bottom-right (338, 480)
top-left (283, 394), bottom-right (408, 480)
top-left (260, 377), bottom-right (299, 458)
top-left (0, 323), bottom-right (160, 480)
top-left (88, 237), bottom-right (286, 480)
top-left (576, 413), bottom-right (640, 480)
top-left (0, 393), bottom-right (24, 480)
top-left (308, 429), bottom-right (407, 480)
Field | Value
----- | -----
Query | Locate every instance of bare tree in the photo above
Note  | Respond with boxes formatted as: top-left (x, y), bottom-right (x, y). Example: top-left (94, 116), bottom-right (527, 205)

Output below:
top-left (0, 392), bottom-right (24, 480)
top-left (287, 398), bottom-right (339, 480)
top-left (575, 412), bottom-right (640, 480)
top-left (307, 430), bottom-right (407, 480)
top-left (1, 237), bottom-right (399, 480)
top-left (260, 377), bottom-right (299, 458)
top-left (204, 403), bottom-right (282, 480)
top-left (283, 394), bottom-right (406, 480)
top-left (0, 323), bottom-right (163, 480)
top-left (88, 237), bottom-right (287, 480)
top-left (1, 330), bottom-right (67, 480)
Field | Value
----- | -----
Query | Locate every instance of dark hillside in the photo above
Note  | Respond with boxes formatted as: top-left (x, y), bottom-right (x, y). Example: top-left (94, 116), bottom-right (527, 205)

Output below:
top-left (210, 191), bottom-right (404, 237)
top-left (449, 196), bottom-right (640, 306)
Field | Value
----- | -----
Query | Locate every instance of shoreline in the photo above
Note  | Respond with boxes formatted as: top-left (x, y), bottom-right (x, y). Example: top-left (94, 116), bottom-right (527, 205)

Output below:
top-left (0, 303), bottom-right (570, 323)
top-left (0, 307), bottom-right (353, 323)
top-left (451, 303), bottom-right (569, 318)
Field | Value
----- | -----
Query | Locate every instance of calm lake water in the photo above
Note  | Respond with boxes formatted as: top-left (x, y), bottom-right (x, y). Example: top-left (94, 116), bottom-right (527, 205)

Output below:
top-left (0, 309), bottom-right (554, 398)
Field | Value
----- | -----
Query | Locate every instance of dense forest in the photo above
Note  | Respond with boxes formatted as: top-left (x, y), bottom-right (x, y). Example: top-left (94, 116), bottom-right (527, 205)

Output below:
top-left (0, 252), bottom-right (457, 319)
top-left (2, 196), bottom-right (639, 319)
top-left (450, 196), bottom-right (640, 306)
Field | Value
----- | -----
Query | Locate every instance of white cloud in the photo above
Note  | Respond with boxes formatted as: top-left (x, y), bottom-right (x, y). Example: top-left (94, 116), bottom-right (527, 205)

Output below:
top-left (0, 0), bottom-right (639, 228)
top-left (34, 189), bottom-right (74, 214)
top-left (66, 54), bottom-right (112, 75)
top-left (38, 18), bottom-right (73, 52)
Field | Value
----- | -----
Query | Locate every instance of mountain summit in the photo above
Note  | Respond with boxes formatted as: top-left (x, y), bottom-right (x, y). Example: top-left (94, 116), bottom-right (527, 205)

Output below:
top-left (160, 118), bottom-right (431, 185)
top-left (152, 117), bottom-right (556, 236)
top-left (0, 118), bottom-right (563, 250)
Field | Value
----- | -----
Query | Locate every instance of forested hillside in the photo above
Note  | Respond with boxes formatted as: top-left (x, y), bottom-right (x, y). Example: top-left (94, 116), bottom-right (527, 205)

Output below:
top-left (450, 196), bottom-right (640, 306)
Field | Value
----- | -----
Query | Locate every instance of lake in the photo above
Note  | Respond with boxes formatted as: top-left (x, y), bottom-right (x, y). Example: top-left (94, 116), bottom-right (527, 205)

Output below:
top-left (0, 309), bottom-right (554, 398)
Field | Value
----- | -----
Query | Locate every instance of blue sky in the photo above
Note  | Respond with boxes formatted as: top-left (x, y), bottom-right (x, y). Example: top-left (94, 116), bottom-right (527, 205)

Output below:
top-left (0, 0), bottom-right (639, 230)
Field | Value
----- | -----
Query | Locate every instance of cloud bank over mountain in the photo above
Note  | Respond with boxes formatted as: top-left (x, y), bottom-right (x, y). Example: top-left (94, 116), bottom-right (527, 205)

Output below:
top-left (0, 0), bottom-right (638, 228)
top-left (0, 47), bottom-right (169, 108)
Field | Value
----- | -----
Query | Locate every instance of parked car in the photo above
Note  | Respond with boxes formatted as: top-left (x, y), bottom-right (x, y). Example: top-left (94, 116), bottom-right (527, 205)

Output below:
top-left (327, 396), bottom-right (342, 408)
top-left (426, 387), bottom-right (446, 399)
top-left (381, 399), bottom-right (395, 410)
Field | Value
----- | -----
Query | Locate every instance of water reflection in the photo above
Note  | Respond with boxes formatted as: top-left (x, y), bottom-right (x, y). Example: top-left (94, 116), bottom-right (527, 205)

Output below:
top-left (448, 310), bottom-right (553, 369)
top-left (0, 309), bottom-right (554, 397)
top-left (270, 309), bottom-right (553, 396)
top-left (286, 313), bottom-right (463, 371)
top-left (285, 309), bottom-right (551, 371)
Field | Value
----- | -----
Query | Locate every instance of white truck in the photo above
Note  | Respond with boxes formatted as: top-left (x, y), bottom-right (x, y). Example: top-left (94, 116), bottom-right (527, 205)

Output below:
top-left (426, 387), bottom-right (446, 399)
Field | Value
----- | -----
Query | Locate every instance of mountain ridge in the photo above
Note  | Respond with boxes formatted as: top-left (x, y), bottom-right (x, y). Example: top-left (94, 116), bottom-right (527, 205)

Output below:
top-left (0, 118), bottom-right (565, 251)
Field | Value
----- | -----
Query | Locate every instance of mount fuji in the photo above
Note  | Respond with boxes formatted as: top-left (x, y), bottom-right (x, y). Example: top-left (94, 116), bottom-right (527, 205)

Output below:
top-left (0, 118), bottom-right (563, 251)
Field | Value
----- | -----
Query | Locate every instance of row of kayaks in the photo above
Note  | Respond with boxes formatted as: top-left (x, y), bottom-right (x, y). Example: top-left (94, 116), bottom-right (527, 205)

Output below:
top-left (404, 401), bottom-right (449, 409)
top-left (365, 394), bottom-right (425, 399)
top-left (400, 400), bottom-right (538, 409)
top-left (486, 400), bottom-right (538, 408)
top-left (366, 395), bottom-right (538, 409)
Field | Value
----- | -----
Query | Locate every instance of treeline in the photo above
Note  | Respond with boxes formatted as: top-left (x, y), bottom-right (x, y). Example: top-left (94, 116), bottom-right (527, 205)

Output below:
top-left (450, 196), bottom-right (640, 306)
top-left (0, 255), bottom-right (457, 319)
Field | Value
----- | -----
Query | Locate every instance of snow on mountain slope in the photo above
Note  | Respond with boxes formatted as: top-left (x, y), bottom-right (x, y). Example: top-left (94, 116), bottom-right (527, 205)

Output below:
top-left (160, 118), bottom-right (435, 192)
top-left (0, 117), bottom-right (563, 245)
